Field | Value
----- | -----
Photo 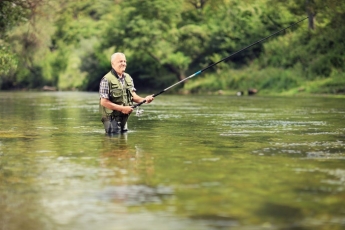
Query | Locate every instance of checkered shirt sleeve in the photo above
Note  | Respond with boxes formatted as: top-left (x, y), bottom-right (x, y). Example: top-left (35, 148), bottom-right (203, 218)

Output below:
top-left (99, 77), bottom-right (109, 99)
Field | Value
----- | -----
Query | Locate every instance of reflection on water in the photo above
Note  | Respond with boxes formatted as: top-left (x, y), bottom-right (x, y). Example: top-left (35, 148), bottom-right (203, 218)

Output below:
top-left (0, 92), bottom-right (345, 230)
top-left (98, 184), bottom-right (174, 205)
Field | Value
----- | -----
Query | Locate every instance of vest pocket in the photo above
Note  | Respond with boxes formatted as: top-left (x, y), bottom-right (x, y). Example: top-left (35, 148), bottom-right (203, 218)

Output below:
top-left (104, 107), bottom-right (113, 115)
top-left (110, 88), bottom-right (123, 98)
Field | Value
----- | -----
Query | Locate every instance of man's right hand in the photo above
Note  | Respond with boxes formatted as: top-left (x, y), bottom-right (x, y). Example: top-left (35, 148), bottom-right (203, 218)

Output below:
top-left (121, 106), bottom-right (133, 114)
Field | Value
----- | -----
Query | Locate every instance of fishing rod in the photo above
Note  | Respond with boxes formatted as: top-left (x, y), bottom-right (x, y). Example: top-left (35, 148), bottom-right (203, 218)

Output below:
top-left (132, 16), bottom-right (308, 109)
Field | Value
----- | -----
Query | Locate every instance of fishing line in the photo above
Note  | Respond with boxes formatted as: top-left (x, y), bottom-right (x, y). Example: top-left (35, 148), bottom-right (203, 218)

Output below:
top-left (133, 16), bottom-right (308, 111)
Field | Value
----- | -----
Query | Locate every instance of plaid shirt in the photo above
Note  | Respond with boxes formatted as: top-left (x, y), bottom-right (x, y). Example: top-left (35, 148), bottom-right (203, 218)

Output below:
top-left (99, 73), bottom-right (136, 99)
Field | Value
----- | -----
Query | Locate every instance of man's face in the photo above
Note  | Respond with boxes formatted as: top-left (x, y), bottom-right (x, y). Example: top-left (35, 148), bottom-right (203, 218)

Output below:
top-left (112, 54), bottom-right (127, 75)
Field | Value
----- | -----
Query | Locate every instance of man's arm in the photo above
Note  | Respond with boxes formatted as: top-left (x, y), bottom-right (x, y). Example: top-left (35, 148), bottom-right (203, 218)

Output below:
top-left (100, 98), bottom-right (133, 114)
top-left (132, 91), bottom-right (154, 104)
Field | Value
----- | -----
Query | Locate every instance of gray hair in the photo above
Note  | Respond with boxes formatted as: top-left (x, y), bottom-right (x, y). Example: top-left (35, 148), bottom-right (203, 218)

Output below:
top-left (110, 52), bottom-right (125, 63)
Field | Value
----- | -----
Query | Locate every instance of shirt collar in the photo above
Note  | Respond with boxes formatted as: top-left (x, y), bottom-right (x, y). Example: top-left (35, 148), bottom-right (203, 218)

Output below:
top-left (111, 69), bottom-right (124, 79)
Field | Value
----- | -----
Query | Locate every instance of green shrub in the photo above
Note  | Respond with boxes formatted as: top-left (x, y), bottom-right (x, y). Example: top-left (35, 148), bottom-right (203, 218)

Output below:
top-left (309, 70), bottom-right (345, 94)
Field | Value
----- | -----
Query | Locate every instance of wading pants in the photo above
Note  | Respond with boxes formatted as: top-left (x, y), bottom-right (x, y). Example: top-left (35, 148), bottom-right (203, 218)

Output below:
top-left (102, 117), bottom-right (128, 134)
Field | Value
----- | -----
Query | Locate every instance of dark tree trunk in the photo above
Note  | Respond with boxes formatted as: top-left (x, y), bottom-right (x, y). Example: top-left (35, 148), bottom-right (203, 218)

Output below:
top-left (306, 0), bottom-right (315, 30)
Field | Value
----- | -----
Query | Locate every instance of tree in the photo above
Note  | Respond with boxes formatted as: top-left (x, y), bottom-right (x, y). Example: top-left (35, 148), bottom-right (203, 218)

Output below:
top-left (261, 0), bottom-right (345, 79)
top-left (100, 0), bottom-right (267, 89)
top-left (0, 0), bottom-right (46, 89)
top-left (101, 0), bottom-right (189, 84)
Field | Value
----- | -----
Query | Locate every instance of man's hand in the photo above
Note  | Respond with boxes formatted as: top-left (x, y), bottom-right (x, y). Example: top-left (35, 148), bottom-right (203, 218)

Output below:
top-left (145, 95), bottom-right (154, 103)
top-left (121, 106), bottom-right (133, 114)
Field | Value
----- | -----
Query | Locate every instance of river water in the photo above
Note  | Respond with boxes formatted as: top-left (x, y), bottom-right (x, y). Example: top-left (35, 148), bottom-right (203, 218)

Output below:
top-left (0, 92), bottom-right (344, 230)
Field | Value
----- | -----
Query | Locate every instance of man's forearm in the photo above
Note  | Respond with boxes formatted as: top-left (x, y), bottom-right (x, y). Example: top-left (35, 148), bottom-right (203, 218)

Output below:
top-left (132, 92), bottom-right (145, 103)
top-left (100, 98), bottom-right (124, 112)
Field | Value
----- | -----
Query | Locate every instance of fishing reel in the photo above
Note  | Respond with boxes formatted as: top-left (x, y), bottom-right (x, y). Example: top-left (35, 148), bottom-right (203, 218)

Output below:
top-left (135, 107), bottom-right (144, 116)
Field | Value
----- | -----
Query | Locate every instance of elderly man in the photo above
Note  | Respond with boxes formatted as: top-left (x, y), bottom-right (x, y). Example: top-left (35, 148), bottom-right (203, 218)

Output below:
top-left (99, 52), bottom-right (154, 134)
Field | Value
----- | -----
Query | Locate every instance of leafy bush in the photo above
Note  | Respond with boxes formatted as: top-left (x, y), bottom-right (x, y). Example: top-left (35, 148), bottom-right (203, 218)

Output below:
top-left (309, 70), bottom-right (345, 94)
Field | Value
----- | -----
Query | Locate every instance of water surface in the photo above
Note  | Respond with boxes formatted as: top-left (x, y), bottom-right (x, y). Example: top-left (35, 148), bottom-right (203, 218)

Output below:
top-left (0, 92), bottom-right (344, 230)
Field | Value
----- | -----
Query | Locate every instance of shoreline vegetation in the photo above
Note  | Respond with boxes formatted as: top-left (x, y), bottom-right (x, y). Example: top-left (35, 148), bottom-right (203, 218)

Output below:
top-left (2, 87), bottom-right (345, 99)
top-left (1, 0), bottom-right (344, 96)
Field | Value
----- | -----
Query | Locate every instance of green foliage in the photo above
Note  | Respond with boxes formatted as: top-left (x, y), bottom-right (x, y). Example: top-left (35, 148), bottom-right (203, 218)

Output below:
top-left (0, 44), bottom-right (17, 74)
top-left (0, 0), bottom-right (344, 95)
top-left (80, 46), bottom-right (110, 91)
top-left (0, 1), bottom-right (30, 38)
top-left (259, 69), bottom-right (300, 92)
top-left (308, 70), bottom-right (345, 94)
top-left (0, 44), bottom-right (18, 88)
top-left (101, 0), bottom-right (187, 85)
top-left (0, 0), bottom-right (30, 88)
top-left (259, 0), bottom-right (345, 85)
top-left (185, 64), bottom-right (301, 94)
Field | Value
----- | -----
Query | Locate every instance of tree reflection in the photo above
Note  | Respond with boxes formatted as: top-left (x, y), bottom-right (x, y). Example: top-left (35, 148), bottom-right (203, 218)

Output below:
top-left (98, 133), bottom-right (174, 206)
top-left (99, 133), bottom-right (155, 184)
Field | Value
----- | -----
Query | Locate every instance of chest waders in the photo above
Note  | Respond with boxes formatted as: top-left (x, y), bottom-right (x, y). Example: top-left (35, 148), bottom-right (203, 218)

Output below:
top-left (100, 70), bottom-right (134, 133)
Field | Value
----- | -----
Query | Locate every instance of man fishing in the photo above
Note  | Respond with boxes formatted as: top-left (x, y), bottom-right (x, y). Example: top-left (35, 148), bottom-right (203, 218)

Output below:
top-left (99, 52), bottom-right (154, 134)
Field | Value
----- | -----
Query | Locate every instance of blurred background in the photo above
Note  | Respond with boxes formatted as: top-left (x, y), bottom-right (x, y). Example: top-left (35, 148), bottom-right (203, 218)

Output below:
top-left (0, 0), bottom-right (344, 95)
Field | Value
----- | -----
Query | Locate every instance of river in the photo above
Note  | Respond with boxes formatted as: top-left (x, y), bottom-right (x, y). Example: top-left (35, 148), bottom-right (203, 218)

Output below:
top-left (0, 92), bottom-right (344, 230)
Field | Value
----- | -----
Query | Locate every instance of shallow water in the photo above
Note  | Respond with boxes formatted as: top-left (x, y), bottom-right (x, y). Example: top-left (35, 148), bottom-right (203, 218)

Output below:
top-left (0, 92), bottom-right (344, 230)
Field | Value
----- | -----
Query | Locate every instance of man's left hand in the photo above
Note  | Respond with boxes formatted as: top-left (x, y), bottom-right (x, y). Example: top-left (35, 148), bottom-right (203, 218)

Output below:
top-left (145, 95), bottom-right (154, 103)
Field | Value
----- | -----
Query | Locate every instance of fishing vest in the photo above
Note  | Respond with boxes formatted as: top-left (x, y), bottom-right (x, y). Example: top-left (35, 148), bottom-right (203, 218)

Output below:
top-left (100, 70), bottom-right (134, 127)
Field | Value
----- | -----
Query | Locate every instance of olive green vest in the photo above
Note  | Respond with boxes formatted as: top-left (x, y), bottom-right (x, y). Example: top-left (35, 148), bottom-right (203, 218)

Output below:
top-left (100, 70), bottom-right (134, 126)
